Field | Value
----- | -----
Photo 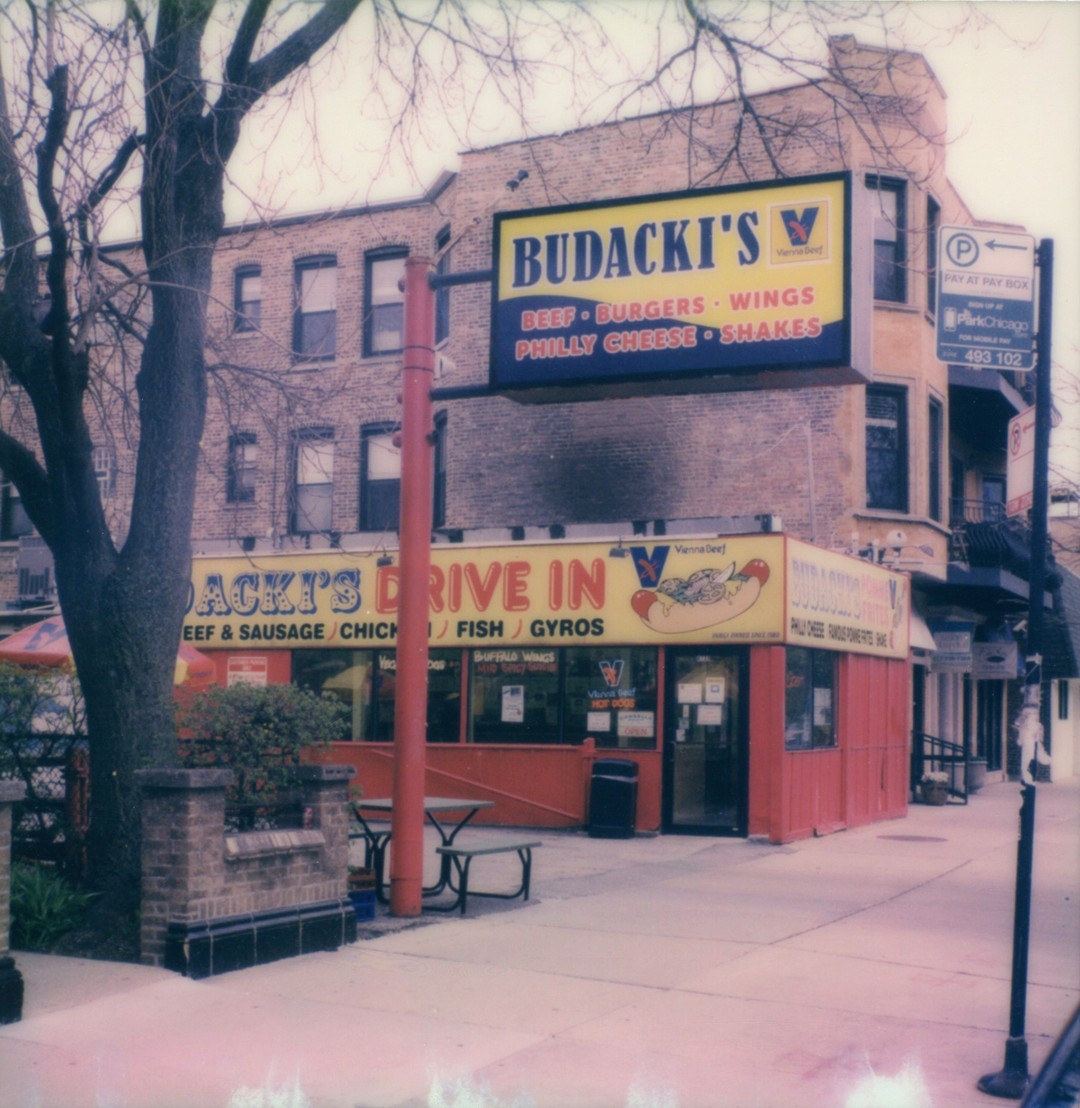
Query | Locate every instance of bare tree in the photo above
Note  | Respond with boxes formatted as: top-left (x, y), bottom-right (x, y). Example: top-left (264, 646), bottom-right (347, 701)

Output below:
top-left (0, 0), bottom-right (365, 906)
top-left (0, 0), bottom-right (1006, 912)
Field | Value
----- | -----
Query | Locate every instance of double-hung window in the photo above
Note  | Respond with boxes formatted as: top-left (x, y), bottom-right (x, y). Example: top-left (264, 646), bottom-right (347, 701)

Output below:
top-left (928, 399), bottom-right (943, 522)
top-left (867, 176), bottom-right (907, 303)
top-left (291, 429), bottom-right (334, 534)
top-left (227, 433), bottom-right (257, 504)
top-left (866, 385), bottom-right (908, 512)
top-left (926, 197), bottom-right (940, 315)
top-left (359, 425), bottom-right (400, 532)
top-left (233, 265), bottom-right (261, 333)
top-left (435, 227), bottom-right (451, 346)
top-left (364, 249), bottom-right (406, 356)
top-left (293, 256), bottom-right (337, 360)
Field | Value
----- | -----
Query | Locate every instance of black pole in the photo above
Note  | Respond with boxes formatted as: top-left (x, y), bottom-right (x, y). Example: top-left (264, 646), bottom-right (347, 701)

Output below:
top-left (978, 238), bottom-right (1054, 1100)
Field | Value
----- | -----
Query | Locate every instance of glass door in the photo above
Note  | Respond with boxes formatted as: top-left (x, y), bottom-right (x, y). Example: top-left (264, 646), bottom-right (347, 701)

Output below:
top-left (664, 648), bottom-right (746, 835)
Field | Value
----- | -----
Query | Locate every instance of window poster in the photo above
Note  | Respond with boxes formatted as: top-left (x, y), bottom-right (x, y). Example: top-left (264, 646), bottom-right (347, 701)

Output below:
top-left (617, 711), bottom-right (654, 739)
top-left (502, 685), bottom-right (524, 723)
top-left (697, 704), bottom-right (723, 727)
top-left (587, 710), bottom-right (612, 733)
top-left (704, 678), bottom-right (726, 703)
top-left (677, 682), bottom-right (703, 704)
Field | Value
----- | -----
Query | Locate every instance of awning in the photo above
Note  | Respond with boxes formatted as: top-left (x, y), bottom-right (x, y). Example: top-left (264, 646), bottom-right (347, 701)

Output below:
top-left (910, 612), bottom-right (938, 653)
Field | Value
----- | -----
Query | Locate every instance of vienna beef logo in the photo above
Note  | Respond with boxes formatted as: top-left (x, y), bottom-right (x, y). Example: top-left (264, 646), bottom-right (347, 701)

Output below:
top-left (629, 545), bottom-right (670, 588)
top-left (770, 201), bottom-right (829, 264)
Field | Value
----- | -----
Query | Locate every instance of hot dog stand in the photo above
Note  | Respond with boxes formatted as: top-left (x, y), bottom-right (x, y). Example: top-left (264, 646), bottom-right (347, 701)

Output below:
top-left (184, 532), bottom-right (911, 843)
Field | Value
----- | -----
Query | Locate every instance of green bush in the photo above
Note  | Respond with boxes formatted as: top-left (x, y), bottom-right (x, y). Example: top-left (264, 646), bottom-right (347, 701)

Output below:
top-left (177, 683), bottom-right (349, 827)
top-left (10, 862), bottom-right (97, 951)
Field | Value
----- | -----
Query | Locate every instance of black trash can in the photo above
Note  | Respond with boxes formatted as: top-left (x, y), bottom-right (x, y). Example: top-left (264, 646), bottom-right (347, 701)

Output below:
top-left (588, 758), bottom-right (638, 839)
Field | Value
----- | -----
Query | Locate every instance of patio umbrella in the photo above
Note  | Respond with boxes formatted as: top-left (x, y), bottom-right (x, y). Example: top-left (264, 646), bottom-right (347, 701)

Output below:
top-left (0, 615), bottom-right (215, 686)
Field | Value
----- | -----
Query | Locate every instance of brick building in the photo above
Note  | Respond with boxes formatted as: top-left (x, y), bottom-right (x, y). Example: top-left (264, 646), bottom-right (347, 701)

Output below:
top-left (3, 37), bottom-right (1077, 836)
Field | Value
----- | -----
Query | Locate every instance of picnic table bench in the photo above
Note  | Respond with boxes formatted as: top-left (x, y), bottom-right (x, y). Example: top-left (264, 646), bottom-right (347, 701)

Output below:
top-left (431, 837), bottom-right (542, 915)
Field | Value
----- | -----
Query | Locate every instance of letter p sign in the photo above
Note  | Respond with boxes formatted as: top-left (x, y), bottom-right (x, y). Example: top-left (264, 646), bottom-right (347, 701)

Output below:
top-left (946, 231), bottom-right (980, 268)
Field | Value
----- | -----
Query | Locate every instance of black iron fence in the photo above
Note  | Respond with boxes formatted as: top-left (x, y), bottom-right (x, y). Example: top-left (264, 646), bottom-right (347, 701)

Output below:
top-left (910, 730), bottom-right (968, 805)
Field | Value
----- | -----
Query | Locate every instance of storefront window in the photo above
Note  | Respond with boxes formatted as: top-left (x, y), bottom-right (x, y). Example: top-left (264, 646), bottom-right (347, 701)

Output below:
top-left (469, 648), bottom-right (561, 744)
top-left (784, 647), bottom-right (836, 750)
top-left (564, 647), bottom-right (657, 749)
top-left (373, 650), bottom-right (462, 742)
top-left (293, 649), bottom-right (462, 743)
top-left (293, 649), bottom-right (373, 742)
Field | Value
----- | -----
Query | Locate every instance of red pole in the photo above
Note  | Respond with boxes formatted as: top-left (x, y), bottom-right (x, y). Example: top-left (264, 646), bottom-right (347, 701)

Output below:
top-left (390, 257), bottom-right (435, 916)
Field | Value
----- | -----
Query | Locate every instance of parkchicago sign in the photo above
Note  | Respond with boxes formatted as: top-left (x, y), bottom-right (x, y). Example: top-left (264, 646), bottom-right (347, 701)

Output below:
top-left (490, 173), bottom-right (871, 401)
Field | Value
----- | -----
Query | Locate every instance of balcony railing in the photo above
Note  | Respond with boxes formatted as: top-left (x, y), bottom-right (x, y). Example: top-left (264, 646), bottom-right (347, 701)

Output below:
top-left (948, 499), bottom-right (1032, 574)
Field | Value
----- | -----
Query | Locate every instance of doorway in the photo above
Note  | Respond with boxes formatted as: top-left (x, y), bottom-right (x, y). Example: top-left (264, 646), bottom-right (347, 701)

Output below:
top-left (663, 648), bottom-right (747, 835)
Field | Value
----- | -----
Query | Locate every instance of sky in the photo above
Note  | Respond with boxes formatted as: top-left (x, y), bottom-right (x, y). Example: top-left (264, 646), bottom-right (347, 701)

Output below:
top-left (227, 0), bottom-right (1079, 482)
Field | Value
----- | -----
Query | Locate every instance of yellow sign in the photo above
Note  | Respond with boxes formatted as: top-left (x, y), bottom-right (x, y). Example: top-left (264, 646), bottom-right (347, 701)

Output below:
top-left (491, 174), bottom-right (866, 397)
top-left (785, 538), bottom-right (910, 659)
top-left (184, 536), bottom-right (907, 659)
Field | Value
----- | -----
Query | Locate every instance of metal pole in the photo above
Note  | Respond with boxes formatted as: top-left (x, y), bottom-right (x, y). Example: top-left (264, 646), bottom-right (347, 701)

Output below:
top-left (389, 257), bottom-right (436, 916)
top-left (978, 238), bottom-right (1053, 1099)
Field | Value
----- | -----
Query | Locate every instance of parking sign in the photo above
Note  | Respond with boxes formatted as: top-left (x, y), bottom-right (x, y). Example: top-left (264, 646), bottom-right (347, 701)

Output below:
top-left (936, 226), bottom-right (1036, 370)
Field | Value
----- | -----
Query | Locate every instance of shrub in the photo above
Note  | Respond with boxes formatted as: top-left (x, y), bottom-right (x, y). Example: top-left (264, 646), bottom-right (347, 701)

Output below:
top-left (177, 683), bottom-right (349, 828)
top-left (10, 862), bottom-right (97, 951)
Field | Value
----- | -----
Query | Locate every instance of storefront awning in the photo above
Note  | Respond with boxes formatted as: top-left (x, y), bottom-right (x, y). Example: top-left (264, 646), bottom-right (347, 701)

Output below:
top-left (910, 612), bottom-right (937, 653)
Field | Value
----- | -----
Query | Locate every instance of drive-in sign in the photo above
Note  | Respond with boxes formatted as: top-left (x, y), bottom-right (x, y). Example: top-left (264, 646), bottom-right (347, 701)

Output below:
top-left (936, 226), bottom-right (1035, 370)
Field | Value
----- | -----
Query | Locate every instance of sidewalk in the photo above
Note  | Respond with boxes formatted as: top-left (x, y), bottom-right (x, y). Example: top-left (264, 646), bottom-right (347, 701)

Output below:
top-left (1, 779), bottom-right (1077, 1108)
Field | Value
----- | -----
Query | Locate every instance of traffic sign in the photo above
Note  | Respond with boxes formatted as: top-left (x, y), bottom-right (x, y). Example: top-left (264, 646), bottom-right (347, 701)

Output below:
top-left (936, 226), bottom-right (1036, 370)
top-left (1006, 405), bottom-right (1036, 517)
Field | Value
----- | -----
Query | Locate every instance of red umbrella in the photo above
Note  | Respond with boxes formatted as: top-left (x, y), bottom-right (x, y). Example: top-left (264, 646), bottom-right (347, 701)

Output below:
top-left (0, 616), bottom-right (215, 687)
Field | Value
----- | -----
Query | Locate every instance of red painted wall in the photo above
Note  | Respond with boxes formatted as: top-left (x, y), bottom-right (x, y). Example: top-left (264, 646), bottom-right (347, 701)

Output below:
top-left (317, 742), bottom-right (664, 832)
top-left (747, 647), bottom-right (909, 843)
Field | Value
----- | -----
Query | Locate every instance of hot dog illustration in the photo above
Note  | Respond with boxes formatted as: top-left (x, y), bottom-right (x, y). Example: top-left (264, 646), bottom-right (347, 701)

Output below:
top-left (631, 559), bottom-right (770, 634)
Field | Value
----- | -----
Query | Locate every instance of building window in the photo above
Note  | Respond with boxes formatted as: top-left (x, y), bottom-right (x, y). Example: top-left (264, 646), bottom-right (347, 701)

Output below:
top-left (0, 479), bottom-right (33, 540)
top-left (563, 647), bottom-right (658, 750)
top-left (227, 433), bottom-right (257, 504)
top-left (290, 428), bottom-right (334, 533)
top-left (866, 385), bottom-right (908, 512)
top-left (293, 256), bottom-right (336, 360)
top-left (92, 445), bottom-right (115, 501)
top-left (435, 226), bottom-right (451, 346)
top-left (293, 648), bottom-right (462, 743)
top-left (928, 398), bottom-right (943, 521)
top-left (1059, 680), bottom-right (1070, 722)
top-left (359, 425), bottom-right (400, 532)
top-left (470, 648), bottom-right (562, 744)
top-left (364, 249), bottom-right (406, 356)
top-left (982, 474), bottom-right (1006, 522)
top-left (926, 196), bottom-right (940, 314)
top-left (233, 265), bottom-right (261, 332)
top-left (784, 647), bottom-right (837, 750)
top-left (867, 176), bottom-right (906, 302)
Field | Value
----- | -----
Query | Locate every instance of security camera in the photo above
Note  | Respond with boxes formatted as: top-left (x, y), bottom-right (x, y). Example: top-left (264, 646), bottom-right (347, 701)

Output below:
top-left (885, 528), bottom-right (908, 549)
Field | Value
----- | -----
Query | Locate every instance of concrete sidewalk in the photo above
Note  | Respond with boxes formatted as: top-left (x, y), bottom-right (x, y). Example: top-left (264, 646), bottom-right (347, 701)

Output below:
top-left (1, 779), bottom-right (1077, 1108)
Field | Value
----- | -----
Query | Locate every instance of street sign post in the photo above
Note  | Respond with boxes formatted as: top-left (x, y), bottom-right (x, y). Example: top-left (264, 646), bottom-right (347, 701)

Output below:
top-left (936, 226), bottom-right (1036, 370)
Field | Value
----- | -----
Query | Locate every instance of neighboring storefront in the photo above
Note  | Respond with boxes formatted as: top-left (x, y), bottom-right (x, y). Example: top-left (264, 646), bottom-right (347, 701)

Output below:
top-left (185, 533), bottom-right (910, 843)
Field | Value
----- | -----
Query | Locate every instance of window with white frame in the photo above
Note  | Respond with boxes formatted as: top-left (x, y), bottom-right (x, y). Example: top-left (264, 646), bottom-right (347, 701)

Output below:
top-left (359, 425), bottom-right (400, 532)
top-left (293, 257), bottom-right (337, 360)
top-left (364, 249), bottom-right (406, 356)
top-left (291, 429), bottom-right (334, 533)
top-left (233, 265), bottom-right (261, 333)
top-left (92, 445), bottom-right (115, 500)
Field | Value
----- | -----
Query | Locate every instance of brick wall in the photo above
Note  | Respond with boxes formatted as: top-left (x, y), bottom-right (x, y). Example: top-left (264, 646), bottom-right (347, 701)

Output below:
top-left (136, 764), bottom-right (354, 972)
top-left (0, 780), bottom-right (26, 1022)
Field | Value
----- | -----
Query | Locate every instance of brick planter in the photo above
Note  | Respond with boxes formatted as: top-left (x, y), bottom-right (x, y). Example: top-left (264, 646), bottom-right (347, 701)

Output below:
top-left (136, 765), bottom-right (357, 977)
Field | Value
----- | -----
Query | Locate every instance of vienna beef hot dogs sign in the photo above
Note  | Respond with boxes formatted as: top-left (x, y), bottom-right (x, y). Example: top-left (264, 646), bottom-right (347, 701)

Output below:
top-left (490, 173), bottom-right (871, 400)
top-left (183, 536), bottom-right (907, 659)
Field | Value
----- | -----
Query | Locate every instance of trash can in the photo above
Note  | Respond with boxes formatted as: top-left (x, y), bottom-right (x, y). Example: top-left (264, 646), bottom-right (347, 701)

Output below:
top-left (588, 758), bottom-right (638, 839)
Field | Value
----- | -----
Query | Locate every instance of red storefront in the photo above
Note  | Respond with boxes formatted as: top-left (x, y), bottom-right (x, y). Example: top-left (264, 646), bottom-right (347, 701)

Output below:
top-left (185, 533), bottom-right (910, 843)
